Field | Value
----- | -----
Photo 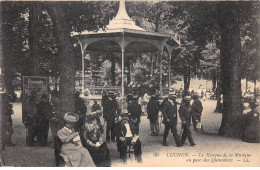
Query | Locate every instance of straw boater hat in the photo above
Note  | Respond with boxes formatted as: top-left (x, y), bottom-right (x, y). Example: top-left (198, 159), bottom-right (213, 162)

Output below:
top-left (168, 91), bottom-right (177, 98)
top-left (184, 95), bottom-right (192, 101)
top-left (64, 112), bottom-right (79, 123)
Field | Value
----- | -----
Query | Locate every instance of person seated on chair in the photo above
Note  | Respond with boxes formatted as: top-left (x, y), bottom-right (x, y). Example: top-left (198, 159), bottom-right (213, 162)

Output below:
top-left (57, 112), bottom-right (95, 167)
top-left (81, 110), bottom-right (111, 167)
top-left (241, 100), bottom-right (259, 143)
top-left (115, 112), bottom-right (142, 164)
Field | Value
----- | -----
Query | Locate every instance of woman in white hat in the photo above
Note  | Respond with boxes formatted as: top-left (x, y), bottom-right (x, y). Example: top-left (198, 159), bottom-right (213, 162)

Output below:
top-left (57, 112), bottom-right (95, 167)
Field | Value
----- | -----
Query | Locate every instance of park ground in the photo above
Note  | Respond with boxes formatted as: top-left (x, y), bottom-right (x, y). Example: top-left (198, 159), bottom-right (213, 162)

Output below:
top-left (2, 98), bottom-right (260, 167)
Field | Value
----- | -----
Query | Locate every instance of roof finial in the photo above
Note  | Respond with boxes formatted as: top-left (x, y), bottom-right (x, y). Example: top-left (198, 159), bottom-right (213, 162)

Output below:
top-left (114, 0), bottom-right (132, 21)
top-left (106, 0), bottom-right (144, 31)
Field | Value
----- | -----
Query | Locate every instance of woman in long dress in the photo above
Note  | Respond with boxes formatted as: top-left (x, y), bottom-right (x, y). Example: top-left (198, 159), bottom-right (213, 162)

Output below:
top-left (81, 110), bottom-right (111, 167)
top-left (57, 112), bottom-right (95, 167)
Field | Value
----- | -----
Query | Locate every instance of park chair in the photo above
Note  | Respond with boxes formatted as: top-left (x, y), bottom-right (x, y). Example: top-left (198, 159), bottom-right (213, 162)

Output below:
top-left (126, 142), bottom-right (135, 158)
top-left (54, 136), bottom-right (65, 167)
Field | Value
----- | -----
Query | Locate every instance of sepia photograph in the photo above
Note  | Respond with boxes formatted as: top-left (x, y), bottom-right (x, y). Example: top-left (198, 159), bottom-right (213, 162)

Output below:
top-left (0, 0), bottom-right (259, 167)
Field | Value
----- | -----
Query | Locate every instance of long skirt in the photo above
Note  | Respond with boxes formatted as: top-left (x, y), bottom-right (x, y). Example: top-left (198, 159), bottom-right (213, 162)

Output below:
top-left (60, 143), bottom-right (96, 167)
top-left (86, 142), bottom-right (111, 167)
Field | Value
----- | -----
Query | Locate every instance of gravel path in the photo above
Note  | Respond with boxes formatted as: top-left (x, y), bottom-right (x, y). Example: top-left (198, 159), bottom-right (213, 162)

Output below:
top-left (2, 99), bottom-right (260, 167)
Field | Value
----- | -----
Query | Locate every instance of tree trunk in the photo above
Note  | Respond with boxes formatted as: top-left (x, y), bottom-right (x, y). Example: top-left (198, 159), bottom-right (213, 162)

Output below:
top-left (212, 70), bottom-right (217, 91)
top-left (245, 77), bottom-right (248, 93)
top-left (183, 66), bottom-right (191, 94)
top-left (47, 2), bottom-right (76, 117)
top-left (254, 79), bottom-right (257, 102)
top-left (2, 2), bottom-right (16, 101)
top-left (217, 2), bottom-right (242, 138)
top-left (150, 54), bottom-right (154, 81)
top-left (214, 78), bottom-right (222, 113)
top-left (111, 56), bottom-right (116, 86)
top-left (29, 2), bottom-right (41, 76)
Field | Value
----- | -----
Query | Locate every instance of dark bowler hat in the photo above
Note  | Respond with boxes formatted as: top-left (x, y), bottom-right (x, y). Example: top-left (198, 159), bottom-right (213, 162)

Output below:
top-left (121, 112), bottom-right (129, 120)
top-left (249, 100), bottom-right (258, 109)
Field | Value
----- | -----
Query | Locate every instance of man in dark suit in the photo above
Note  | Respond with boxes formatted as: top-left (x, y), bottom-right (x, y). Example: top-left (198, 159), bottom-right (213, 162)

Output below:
top-left (179, 95), bottom-right (196, 146)
top-left (115, 113), bottom-right (142, 163)
top-left (191, 94), bottom-right (203, 130)
top-left (127, 96), bottom-right (142, 134)
top-left (147, 93), bottom-right (160, 136)
top-left (162, 92), bottom-right (183, 147)
top-left (36, 94), bottom-right (52, 146)
top-left (103, 92), bottom-right (118, 142)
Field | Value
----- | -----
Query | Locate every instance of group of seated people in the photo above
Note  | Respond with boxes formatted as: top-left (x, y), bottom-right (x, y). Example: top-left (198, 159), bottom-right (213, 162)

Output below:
top-left (56, 109), bottom-right (142, 167)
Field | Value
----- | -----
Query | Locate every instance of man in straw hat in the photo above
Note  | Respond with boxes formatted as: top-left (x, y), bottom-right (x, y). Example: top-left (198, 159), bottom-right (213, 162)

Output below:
top-left (57, 112), bottom-right (95, 167)
top-left (161, 91), bottom-right (183, 147)
top-left (179, 95), bottom-right (196, 146)
top-left (115, 112), bottom-right (142, 164)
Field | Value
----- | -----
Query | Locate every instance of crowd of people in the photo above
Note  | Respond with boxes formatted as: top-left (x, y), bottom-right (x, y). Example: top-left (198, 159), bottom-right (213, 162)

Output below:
top-left (1, 87), bottom-right (259, 167)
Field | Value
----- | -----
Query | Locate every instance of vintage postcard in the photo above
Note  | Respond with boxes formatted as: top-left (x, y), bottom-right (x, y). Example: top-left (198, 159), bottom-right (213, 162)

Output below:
top-left (0, 0), bottom-right (259, 167)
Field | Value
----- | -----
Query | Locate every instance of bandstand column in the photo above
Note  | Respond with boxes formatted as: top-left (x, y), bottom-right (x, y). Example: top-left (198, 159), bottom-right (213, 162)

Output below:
top-left (168, 52), bottom-right (172, 88)
top-left (159, 49), bottom-right (163, 95)
top-left (121, 34), bottom-right (125, 109)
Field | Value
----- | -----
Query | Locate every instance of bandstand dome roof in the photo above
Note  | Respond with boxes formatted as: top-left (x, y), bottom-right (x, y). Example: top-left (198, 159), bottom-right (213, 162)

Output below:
top-left (72, 0), bottom-right (180, 54)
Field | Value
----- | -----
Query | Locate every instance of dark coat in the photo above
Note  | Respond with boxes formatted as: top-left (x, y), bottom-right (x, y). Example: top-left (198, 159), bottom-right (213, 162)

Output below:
top-left (91, 103), bottom-right (101, 112)
top-left (128, 102), bottom-right (142, 122)
top-left (36, 100), bottom-right (52, 125)
top-left (103, 98), bottom-right (118, 121)
top-left (191, 99), bottom-right (203, 116)
top-left (147, 98), bottom-right (160, 121)
top-left (162, 100), bottom-right (178, 125)
top-left (179, 103), bottom-right (195, 122)
top-left (241, 111), bottom-right (259, 143)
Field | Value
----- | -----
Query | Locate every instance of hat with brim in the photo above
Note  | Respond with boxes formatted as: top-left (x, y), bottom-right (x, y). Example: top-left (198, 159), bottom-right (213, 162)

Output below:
top-left (168, 91), bottom-right (177, 98)
top-left (184, 96), bottom-right (192, 101)
top-left (120, 112), bottom-right (129, 120)
top-left (64, 112), bottom-right (79, 123)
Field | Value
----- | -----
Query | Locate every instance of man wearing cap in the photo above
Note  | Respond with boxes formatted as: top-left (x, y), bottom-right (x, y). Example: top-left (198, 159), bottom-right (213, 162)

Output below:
top-left (179, 95), bottom-right (196, 146)
top-left (127, 96), bottom-right (142, 134)
top-left (147, 93), bottom-right (160, 136)
top-left (115, 113), bottom-right (142, 163)
top-left (191, 94), bottom-right (203, 131)
top-left (57, 112), bottom-right (95, 167)
top-left (103, 92), bottom-right (118, 142)
top-left (161, 92), bottom-right (183, 147)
